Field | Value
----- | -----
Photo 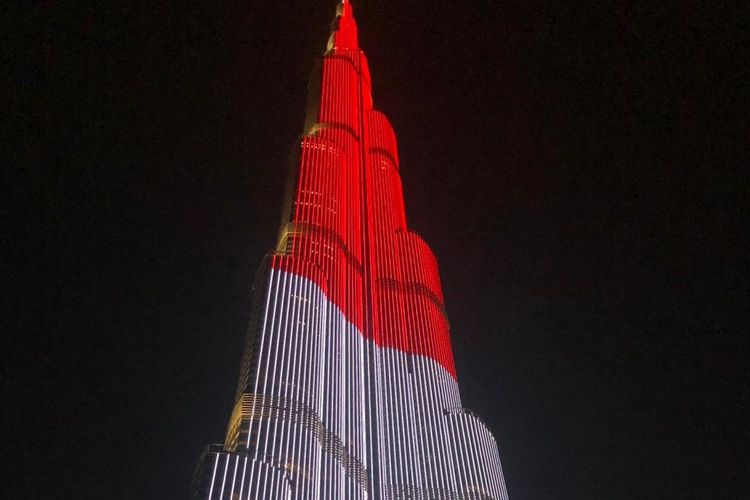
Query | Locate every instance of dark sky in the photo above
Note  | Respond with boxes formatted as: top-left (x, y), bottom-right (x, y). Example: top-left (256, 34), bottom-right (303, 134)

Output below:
top-left (6, 1), bottom-right (747, 499)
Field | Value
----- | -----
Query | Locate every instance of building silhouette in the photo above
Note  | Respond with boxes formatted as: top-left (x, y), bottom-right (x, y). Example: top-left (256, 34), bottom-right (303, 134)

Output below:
top-left (193, 2), bottom-right (510, 498)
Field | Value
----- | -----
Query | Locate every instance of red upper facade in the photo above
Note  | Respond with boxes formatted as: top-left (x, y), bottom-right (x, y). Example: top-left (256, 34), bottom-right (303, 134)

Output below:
top-left (272, 1), bottom-right (456, 378)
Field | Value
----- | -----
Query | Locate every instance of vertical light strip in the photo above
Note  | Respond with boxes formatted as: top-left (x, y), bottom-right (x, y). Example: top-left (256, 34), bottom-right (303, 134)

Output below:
top-left (217, 454), bottom-right (229, 500)
top-left (237, 456), bottom-right (247, 500)
top-left (206, 452), bottom-right (220, 500)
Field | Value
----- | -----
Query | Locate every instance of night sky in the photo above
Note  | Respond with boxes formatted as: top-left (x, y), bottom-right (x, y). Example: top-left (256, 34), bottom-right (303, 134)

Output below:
top-left (6, 1), bottom-right (747, 499)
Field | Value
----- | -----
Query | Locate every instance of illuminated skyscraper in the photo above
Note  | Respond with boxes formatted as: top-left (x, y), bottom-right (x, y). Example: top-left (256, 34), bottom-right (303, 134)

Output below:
top-left (192, 2), bottom-right (510, 499)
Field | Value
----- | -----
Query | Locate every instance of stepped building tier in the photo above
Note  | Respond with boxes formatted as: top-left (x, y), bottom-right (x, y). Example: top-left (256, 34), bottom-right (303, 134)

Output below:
top-left (192, 2), bottom-right (510, 499)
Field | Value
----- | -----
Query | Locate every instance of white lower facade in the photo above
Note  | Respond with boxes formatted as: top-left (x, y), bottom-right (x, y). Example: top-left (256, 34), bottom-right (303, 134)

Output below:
top-left (193, 267), bottom-right (509, 500)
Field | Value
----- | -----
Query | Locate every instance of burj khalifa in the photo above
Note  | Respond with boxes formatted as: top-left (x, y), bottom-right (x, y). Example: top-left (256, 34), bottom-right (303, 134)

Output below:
top-left (192, 2), bottom-right (510, 499)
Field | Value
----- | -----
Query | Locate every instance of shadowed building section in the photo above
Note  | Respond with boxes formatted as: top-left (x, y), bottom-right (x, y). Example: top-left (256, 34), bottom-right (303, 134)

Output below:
top-left (192, 2), bottom-right (510, 498)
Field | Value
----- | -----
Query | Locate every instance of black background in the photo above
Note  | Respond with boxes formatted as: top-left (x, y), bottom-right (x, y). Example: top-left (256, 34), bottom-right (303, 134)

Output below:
top-left (5, 1), bottom-right (748, 499)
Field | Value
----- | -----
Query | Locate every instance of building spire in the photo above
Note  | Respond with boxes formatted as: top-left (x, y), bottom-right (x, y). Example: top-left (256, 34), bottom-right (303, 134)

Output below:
top-left (328, 0), bottom-right (358, 50)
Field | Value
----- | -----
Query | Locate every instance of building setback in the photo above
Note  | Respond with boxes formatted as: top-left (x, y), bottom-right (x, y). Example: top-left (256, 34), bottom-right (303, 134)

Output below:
top-left (193, 2), bottom-right (510, 498)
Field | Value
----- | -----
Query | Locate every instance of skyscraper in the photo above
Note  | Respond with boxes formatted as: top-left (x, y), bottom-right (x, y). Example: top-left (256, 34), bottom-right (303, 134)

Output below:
top-left (193, 2), bottom-right (510, 499)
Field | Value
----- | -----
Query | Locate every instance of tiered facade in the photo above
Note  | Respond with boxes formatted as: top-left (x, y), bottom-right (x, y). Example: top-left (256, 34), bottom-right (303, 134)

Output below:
top-left (192, 2), bottom-right (510, 499)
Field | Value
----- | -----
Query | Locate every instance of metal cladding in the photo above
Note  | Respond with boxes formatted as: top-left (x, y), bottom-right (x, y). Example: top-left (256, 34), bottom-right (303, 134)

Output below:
top-left (193, 2), bottom-right (510, 499)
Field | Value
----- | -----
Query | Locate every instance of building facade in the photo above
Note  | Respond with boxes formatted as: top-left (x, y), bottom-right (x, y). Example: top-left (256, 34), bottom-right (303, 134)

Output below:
top-left (192, 2), bottom-right (510, 499)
